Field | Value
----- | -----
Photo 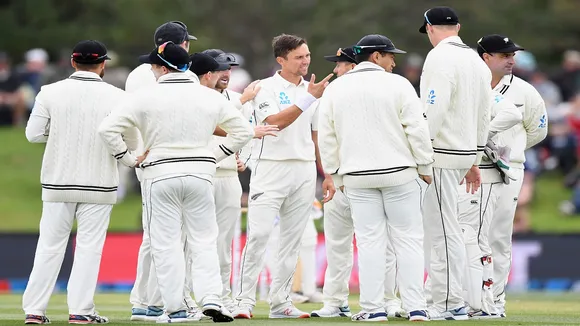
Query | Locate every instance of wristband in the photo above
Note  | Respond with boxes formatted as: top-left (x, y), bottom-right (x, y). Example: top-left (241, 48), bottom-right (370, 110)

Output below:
top-left (295, 93), bottom-right (316, 111)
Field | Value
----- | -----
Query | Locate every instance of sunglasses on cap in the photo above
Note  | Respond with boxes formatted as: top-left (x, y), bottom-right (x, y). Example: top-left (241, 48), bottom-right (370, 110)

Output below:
top-left (353, 44), bottom-right (391, 55)
top-left (157, 41), bottom-right (190, 72)
top-left (216, 53), bottom-right (238, 65)
top-left (71, 53), bottom-right (109, 61)
top-left (336, 48), bottom-right (355, 62)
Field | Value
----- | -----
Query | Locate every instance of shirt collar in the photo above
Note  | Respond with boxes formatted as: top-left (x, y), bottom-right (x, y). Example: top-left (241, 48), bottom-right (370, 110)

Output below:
top-left (69, 71), bottom-right (102, 81)
top-left (273, 70), bottom-right (307, 88)
top-left (493, 74), bottom-right (514, 92)
top-left (349, 61), bottom-right (384, 73)
top-left (438, 35), bottom-right (464, 47)
top-left (157, 72), bottom-right (197, 83)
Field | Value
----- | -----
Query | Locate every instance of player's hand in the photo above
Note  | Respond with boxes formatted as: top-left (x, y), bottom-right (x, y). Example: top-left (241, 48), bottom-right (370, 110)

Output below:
top-left (307, 73), bottom-right (334, 99)
top-left (240, 80), bottom-right (261, 104)
top-left (236, 158), bottom-right (246, 172)
top-left (135, 150), bottom-right (149, 168)
top-left (420, 175), bottom-right (432, 185)
top-left (322, 174), bottom-right (336, 203)
top-left (460, 165), bottom-right (481, 194)
top-left (254, 125), bottom-right (279, 139)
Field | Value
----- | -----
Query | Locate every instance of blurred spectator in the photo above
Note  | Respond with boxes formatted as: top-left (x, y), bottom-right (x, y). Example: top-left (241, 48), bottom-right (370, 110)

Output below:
top-left (228, 53), bottom-right (252, 92)
top-left (530, 70), bottom-right (562, 110)
top-left (101, 50), bottom-right (130, 90)
top-left (552, 50), bottom-right (580, 102)
top-left (0, 52), bottom-right (26, 126)
top-left (513, 50), bottom-right (537, 81)
top-left (18, 48), bottom-right (50, 115)
top-left (402, 52), bottom-right (423, 95)
top-left (46, 49), bottom-right (74, 84)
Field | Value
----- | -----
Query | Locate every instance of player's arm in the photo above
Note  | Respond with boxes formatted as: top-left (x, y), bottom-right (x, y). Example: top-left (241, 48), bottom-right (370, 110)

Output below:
top-left (214, 100), bottom-right (254, 163)
top-left (399, 80), bottom-right (434, 176)
top-left (420, 56), bottom-right (454, 141)
top-left (523, 91), bottom-right (548, 149)
top-left (474, 78), bottom-right (492, 165)
top-left (488, 93), bottom-right (522, 138)
top-left (98, 98), bottom-right (140, 168)
top-left (317, 94), bottom-right (341, 182)
top-left (259, 74), bottom-right (332, 130)
top-left (25, 89), bottom-right (50, 143)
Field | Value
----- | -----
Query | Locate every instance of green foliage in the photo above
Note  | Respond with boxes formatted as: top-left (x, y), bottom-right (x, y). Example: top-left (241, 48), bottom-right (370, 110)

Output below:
top-left (1, 0), bottom-right (579, 79)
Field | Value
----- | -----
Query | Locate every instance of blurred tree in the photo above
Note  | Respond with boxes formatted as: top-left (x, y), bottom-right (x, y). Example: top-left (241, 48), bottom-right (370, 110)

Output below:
top-left (0, 0), bottom-right (579, 79)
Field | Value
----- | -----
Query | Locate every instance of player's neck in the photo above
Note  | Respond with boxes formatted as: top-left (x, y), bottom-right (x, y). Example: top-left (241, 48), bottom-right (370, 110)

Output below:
top-left (278, 70), bottom-right (302, 85)
top-left (491, 74), bottom-right (504, 89)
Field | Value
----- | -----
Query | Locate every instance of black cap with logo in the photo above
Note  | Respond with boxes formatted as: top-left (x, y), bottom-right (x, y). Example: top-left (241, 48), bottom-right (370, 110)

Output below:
top-left (476, 34), bottom-right (524, 57)
top-left (202, 49), bottom-right (240, 67)
top-left (139, 41), bottom-right (191, 72)
top-left (154, 21), bottom-right (197, 46)
top-left (324, 47), bottom-right (357, 64)
top-left (353, 34), bottom-right (406, 56)
top-left (419, 6), bottom-right (459, 34)
top-left (190, 53), bottom-right (230, 76)
top-left (71, 40), bottom-right (111, 64)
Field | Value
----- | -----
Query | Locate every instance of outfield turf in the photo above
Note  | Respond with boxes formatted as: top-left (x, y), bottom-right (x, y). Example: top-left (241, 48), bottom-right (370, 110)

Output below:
top-left (2, 126), bottom-right (580, 233)
top-left (1, 292), bottom-right (580, 325)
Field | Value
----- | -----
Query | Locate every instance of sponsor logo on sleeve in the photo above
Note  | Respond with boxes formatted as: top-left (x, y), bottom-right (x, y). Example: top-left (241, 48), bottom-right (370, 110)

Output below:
top-left (539, 114), bottom-right (547, 128)
top-left (427, 89), bottom-right (436, 105)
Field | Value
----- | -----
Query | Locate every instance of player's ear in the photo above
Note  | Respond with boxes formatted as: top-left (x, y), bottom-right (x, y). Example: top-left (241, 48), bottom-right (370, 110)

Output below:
top-left (70, 58), bottom-right (76, 69)
top-left (456, 23), bottom-right (461, 32)
top-left (275, 56), bottom-right (284, 66)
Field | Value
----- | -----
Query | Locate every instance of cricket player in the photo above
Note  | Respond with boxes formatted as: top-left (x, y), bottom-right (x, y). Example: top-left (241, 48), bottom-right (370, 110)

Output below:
top-left (233, 33), bottom-right (334, 319)
top-left (476, 34), bottom-right (548, 317)
top-left (458, 89), bottom-right (522, 317)
top-left (99, 42), bottom-right (253, 323)
top-left (419, 6), bottom-right (492, 320)
top-left (22, 40), bottom-right (140, 325)
top-left (318, 34), bottom-right (433, 322)
top-left (192, 50), bottom-right (277, 311)
top-left (124, 21), bottom-right (203, 322)
top-left (312, 45), bottom-right (406, 319)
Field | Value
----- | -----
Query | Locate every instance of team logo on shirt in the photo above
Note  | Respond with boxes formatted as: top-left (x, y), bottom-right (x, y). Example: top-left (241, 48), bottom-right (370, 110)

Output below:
top-left (538, 114), bottom-right (547, 128)
top-left (258, 102), bottom-right (269, 111)
top-left (426, 90), bottom-right (436, 105)
top-left (494, 95), bottom-right (504, 103)
top-left (279, 92), bottom-right (291, 105)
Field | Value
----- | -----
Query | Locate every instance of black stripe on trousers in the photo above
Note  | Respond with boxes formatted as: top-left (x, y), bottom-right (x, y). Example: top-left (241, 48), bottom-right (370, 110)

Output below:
top-left (477, 184), bottom-right (495, 247)
top-left (433, 169), bottom-right (450, 311)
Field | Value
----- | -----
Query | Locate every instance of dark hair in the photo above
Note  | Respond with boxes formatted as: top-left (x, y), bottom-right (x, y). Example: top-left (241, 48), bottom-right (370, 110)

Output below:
top-left (272, 34), bottom-right (306, 59)
top-left (74, 62), bottom-right (102, 70)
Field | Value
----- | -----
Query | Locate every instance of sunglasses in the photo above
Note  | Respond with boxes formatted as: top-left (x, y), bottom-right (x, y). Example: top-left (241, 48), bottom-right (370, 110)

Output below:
top-left (424, 10), bottom-right (433, 26)
top-left (157, 41), bottom-right (190, 72)
top-left (216, 53), bottom-right (237, 65)
top-left (476, 38), bottom-right (491, 54)
top-left (353, 45), bottom-right (390, 55)
top-left (71, 52), bottom-right (108, 60)
top-left (336, 48), bottom-right (355, 62)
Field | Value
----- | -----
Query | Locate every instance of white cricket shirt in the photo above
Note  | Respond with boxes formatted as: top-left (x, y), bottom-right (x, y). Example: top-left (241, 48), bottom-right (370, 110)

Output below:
top-left (251, 71), bottom-right (318, 162)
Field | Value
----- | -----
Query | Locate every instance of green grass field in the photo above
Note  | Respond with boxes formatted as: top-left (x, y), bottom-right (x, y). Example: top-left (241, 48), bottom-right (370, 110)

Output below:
top-left (2, 126), bottom-right (580, 233)
top-left (1, 292), bottom-right (580, 325)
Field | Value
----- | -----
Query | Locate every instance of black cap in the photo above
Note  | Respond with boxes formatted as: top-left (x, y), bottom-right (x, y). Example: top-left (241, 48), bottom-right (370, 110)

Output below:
top-left (154, 21), bottom-right (197, 46)
top-left (202, 49), bottom-right (239, 67)
top-left (71, 40), bottom-right (111, 64)
top-left (190, 52), bottom-right (227, 76)
top-left (353, 34), bottom-right (406, 55)
top-left (477, 34), bottom-right (524, 56)
top-left (139, 41), bottom-right (191, 72)
top-left (419, 6), bottom-right (459, 34)
top-left (324, 47), bottom-right (357, 64)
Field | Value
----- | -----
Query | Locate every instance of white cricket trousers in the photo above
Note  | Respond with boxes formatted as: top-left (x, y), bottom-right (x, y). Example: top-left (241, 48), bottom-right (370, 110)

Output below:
top-left (236, 160), bottom-right (316, 311)
top-left (322, 190), bottom-right (401, 309)
top-left (23, 202), bottom-right (112, 316)
top-left (423, 168), bottom-right (468, 312)
top-left (490, 168), bottom-right (524, 309)
top-left (457, 182), bottom-right (503, 314)
top-left (345, 179), bottom-right (427, 313)
top-left (299, 216), bottom-right (318, 296)
top-left (213, 175), bottom-right (243, 306)
top-left (142, 173), bottom-right (223, 314)
top-left (129, 189), bottom-right (194, 310)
